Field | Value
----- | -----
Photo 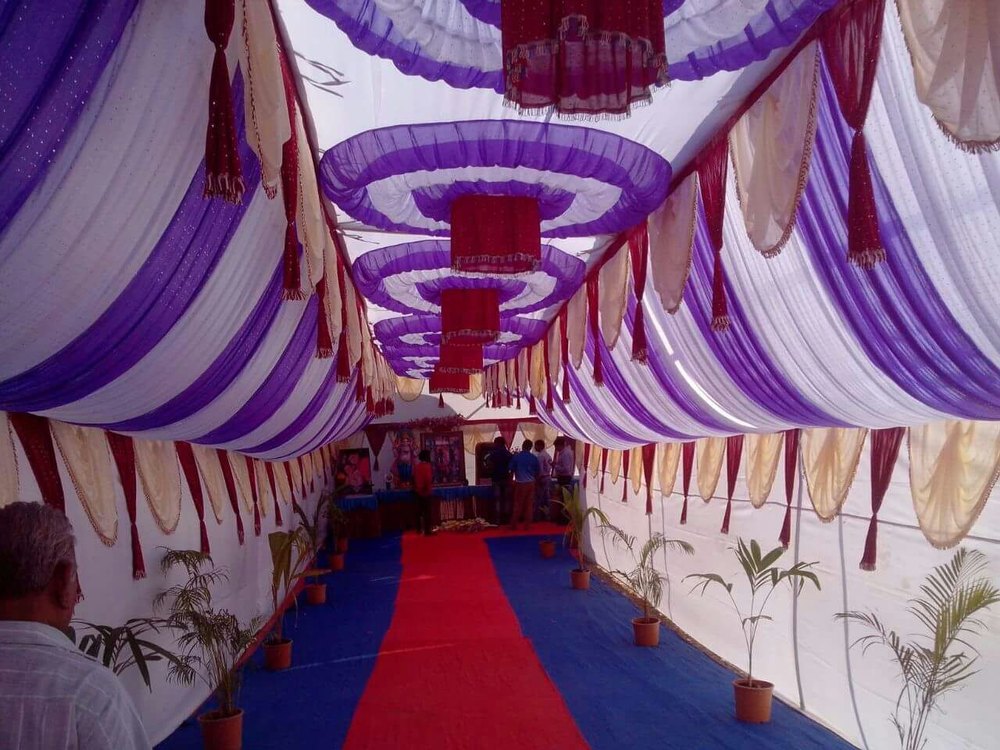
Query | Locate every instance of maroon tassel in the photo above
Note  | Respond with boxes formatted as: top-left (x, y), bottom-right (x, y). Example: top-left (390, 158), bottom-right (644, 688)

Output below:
top-left (721, 434), bottom-right (744, 534)
top-left (284, 461), bottom-right (296, 502)
top-left (711, 248), bottom-right (730, 332)
top-left (543, 337), bottom-right (554, 411)
top-left (779, 429), bottom-right (799, 548)
top-left (721, 499), bottom-right (733, 535)
top-left (296, 456), bottom-right (308, 497)
top-left (355, 366), bottom-right (365, 403)
top-left (599, 449), bottom-right (609, 494)
top-left (279, 55), bottom-right (303, 301)
top-left (632, 304), bottom-right (649, 362)
top-left (316, 277), bottom-right (334, 358)
top-left (628, 222), bottom-right (650, 362)
top-left (559, 309), bottom-right (571, 402)
top-left (245, 456), bottom-right (261, 536)
top-left (583, 443), bottom-right (591, 488)
top-left (336, 332), bottom-right (350, 382)
top-left (561, 367), bottom-right (571, 402)
top-left (860, 427), bottom-right (904, 570)
top-left (643, 444), bottom-right (656, 514)
top-left (680, 495), bottom-right (689, 525)
top-left (680, 441), bottom-right (695, 525)
top-left (438, 393), bottom-right (445, 408)
top-left (107, 432), bottom-right (145, 579)
top-left (265, 462), bottom-right (283, 526)
top-left (587, 276), bottom-right (604, 386)
top-left (847, 131), bottom-right (884, 268)
top-left (202, 0), bottom-right (243, 203)
top-left (176, 442), bottom-right (210, 553)
top-left (621, 449), bottom-right (630, 503)
top-left (528, 395), bottom-right (537, 415)
top-left (9, 413), bottom-right (65, 513)
top-left (365, 386), bottom-right (376, 415)
top-left (698, 137), bottom-right (730, 333)
top-left (593, 343), bottom-right (604, 385)
top-left (281, 224), bottom-right (303, 301)
top-left (216, 450), bottom-right (245, 545)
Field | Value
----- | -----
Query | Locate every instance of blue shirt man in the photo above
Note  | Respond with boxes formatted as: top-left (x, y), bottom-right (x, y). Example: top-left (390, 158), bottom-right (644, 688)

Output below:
top-left (510, 449), bottom-right (541, 483)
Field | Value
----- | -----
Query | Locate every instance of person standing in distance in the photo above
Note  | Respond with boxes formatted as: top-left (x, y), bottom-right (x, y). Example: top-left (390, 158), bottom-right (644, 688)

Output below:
top-left (414, 449), bottom-right (436, 536)
top-left (509, 440), bottom-right (541, 531)
top-left (486, 436), bottom-right (513, 524)
top-left (0, 501), bottom-right (151, 750)
top-left (532, 439), bottom-right (553, 520)
top-left (553, 437), bottom-right (576, 487)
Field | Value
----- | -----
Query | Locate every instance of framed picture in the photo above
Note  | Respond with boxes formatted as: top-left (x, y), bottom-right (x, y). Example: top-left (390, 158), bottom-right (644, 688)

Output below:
top-left (420, 431), bottom-right (466, 485)
top-left (335, 448), bottom-right (372, 494)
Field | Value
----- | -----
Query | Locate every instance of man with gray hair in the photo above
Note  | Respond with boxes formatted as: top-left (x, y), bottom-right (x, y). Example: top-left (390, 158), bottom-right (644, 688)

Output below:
top-left (0, 501), bottom-right (151, 749)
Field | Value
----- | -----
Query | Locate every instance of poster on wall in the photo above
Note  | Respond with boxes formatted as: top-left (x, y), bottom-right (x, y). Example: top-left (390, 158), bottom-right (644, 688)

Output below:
top-left (389, 429), bottom-right (416, 487)
top-left (421, 432), bottom-right (466, 485)
top-left (335, 448), bottom-right (372, 494)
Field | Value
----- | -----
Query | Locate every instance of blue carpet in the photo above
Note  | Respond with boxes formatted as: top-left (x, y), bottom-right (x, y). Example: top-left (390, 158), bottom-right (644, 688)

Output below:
top-left (487, 536), bottom-right (856, 750)
top-left (157, 535), bottom-right (402, 749)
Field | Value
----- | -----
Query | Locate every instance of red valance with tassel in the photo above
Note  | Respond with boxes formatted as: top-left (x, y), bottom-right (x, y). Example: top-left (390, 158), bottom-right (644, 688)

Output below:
top-left (628, 221), bottom-right (650, 362)
top-left (429, 369), bottom-right (470, 394)
top-left (203, 0), bottom-right (244, 203)
top-left (720, 434), bottom-right (744, 534)
top-left (264, 461), bottom-right (283, 526)
top-left (278, 55), bottom-right (303, 300)
top-left (642, 443), bottom-right (656, 514)
top-left (779, 428), bottom-right (800, 548)
top-left (860, 426), bottom-right (904, 571)
top-left (697, 137), bottom-right (730, 332)
top-left (245, 455), bottom-right (261, 536)
top-left (582, 443), bottom-right (591, 487)
top-left (620, 449), bottom-right (630, 503)
top-left (559, 308), bottom-right (571, 402)
top-left (176, 442), bottom-right (210, 553)
top-left (9, 413), bottom-right (65, 513)
top-left (316, 276), bottom-right (334, 358)
top-left (680, 441), bottom-right (695, 524)
top-left (450, 195), bottom-right (541, 274)
top-left (542, 335), bottom-right (555, 411)
top-left (441, 288), bottom-right (501, 345)
top-left (439, 344), bottom-right (484, 375)
top-left (586, 275), bottom-right (604, 385)
top-left (106, 432), bottom-right (145, 579)
top-left (599, 448), bottom-right (609, 494)
top-left (296, 456), bottom-right (308, 497)
top-left (821, 0), bottom-right (887, 268)
top-left (216, 450), bottom-right (245, 545)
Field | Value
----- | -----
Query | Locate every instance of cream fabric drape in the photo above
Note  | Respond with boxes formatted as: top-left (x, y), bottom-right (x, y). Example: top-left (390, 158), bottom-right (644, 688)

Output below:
top-left (802, 427), bottom-right (868, 522)
top-left (566, 285), bottom-right (587, 369)
top-left (294, 108), bottom-right (327, 288)
top-left (529, 342), bottom-right (545, 398)
top-left (463, 424), bottom-right (495, 455)
top-left (192, 444), bottom-right (227, 523)
top-left (345, 283), bottom-right (362, 369)
top-left (465, 372), bottom-right (484, 400)
top-left (289, 457), bottom-right (304, 497)
top-left (50, 422), bottom-right (118, 546)
top-left (360, 312), bottom-right (375, 389)
top-left (520, 422), bottom-right (556, 446)
top-left (908, 419), bottom-right (1000, 548)
top-left (599, 246), bottom-right (630, 349)
top-left (236, 0), bottom-right (289, 200)
top-left (505, 359), bottom-right (517, 399)
top-left (629, 446), bottom-right (643, 494)
top-left (730, 41), bottom-right (819, 257)
top-left (230, 453), bottom-right (254, 513)
top-left (273, 460), bottom-right (293, 504)
top-left (0, 413), bottom-right (18, 508)
top-left (547, 325), bottom-right (561, 393)
top-left (516, 349), bottom-right (529, 396)
top-left (745, 433), bottom-right (784, 508)
top-left (396, 376), bottom-right (424, 401)
top-left (657, 442), bottom-right (680, 497)
top-left (896, 0), bottom-right (1000, 152)
top-left (648, 173), bottom-right (697, 314)
top-left (254, 460), bottom-right (271, 517)
top-left (608, 449), bottom-right (622, 483)
top-left (696, 437), bottom-right (726, 501)
top-left (135, 439), bottom-right (181, 534)
top-left (589, 444), bottom-right (603, 478)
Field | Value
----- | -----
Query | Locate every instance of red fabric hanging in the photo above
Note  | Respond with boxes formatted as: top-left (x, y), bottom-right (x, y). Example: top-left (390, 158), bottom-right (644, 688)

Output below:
top-left (244, 456), bottom-right (261, 536)
top-left (316, 276), bottom-right (334, 358)
top-left (264, 461), bottom-right (283, 526)
top-left (176, 442), bottom-right (210, 553)
top-left (106, 432), bottom-right (145, 579)
top-left (582, 443), bottom-right (591, 487)
top-left (450, 195), bottom-right (541, 274)
top-left (599, 448), bottom-right (609, 493)
top-left (285, 461), bottom-right (303, 516)
top-left (860, 426), bottom-right (904, 571)
top-left (586, 275), bottom-right (604, 385)
top-left (559, 307), bottom-right (571, 402)
top-left (429, 369), bottom-right (471, 394)
top-left (680, 441), bottom-right (695, 524)
top-left (821, 0), bottom-right (886, 268)
top-left (278, 55), bottom-right (303, 300)
top-left (355, 360), bottom-right (366, 403)
top-left (439, 344), bottom-right (484, 375)
top-left (335, 256), bottom-right (351, 381)
top-left (697, 136), bottom-right (730, 332)
top-left (528, 394), bottom-right (537, 415)
top-left (720, 434), bottom-right (744, 535)
top-left (642, 443), bottom-right (656, 514)
top-left (542, 335), bottom-right (554, 411)
top-left (514, 357), bottom-right (523, 408)
top-left (620, 449), bottom-right (630, 503)
top-left (779, 428), bottom-right (800, 548)
top-left (9, 413), bottom-right (64, 513)
top-left (498, 420), bottom-right (519, 449)
top-left (296, 456), bottom-right (308, 497)
top-left (202, 0), bottom-right (243, 203)
top-left (364, 426), bottom-right (390, 471)
top-left (441, 288), bottom-right (501, 345)
top-left (500, 0), bottom-right (667, 117)
top-left (216, 450), bottom-right (245, 545)
top-left (628, 222), bottom-right (650, 362)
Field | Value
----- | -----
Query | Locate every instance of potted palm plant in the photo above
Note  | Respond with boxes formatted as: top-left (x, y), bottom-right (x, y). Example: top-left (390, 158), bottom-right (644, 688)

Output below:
top-left (70, 616), bottom-right (184, 691)
top-left (686, 539), bottom-right (820, 723)
top-left (539, 537), bottom-right (557, 558)
top-left (328, 504), bottom-right (348, 570)
top-left (263, 527), bottom-right (312, 671)
top-left (294, 494), bottom-right (333, 602)
top-left (554, 485), bottom-right (610, 590)
top-left (155, 549), bottom-right (262, 750)
top-left (601, 524), bottom-right (694, 646)
top-left (837, 547), bottom-right (998, 750)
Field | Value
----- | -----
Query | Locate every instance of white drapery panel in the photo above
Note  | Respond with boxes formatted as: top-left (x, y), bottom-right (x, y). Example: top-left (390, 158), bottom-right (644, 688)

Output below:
top-left (657, 442), bottom-right (680, 497)
top-left (589, 444), bottom-right (603, 478)
top-left (135, 439), bottom-right (182, 534)
top-left (254, 459), bottom-right (271, 517)
top-left (745, 432), bottom-right (783, 508)
top-left (629, 446), bottom-right (643, 495)
top-left (598, 246), bottom-right (630, 350)
top-left (801, 427), bottom-right (868, 522)
top-left (647, 173), bottom-right (697, 314)
top-left (567, 286), bottom-right (587, 369)
top-left (396, 376), bottom-right (424, 401)
top-left (50, 422), bottom-right (119, 547)
top-left (608, 449), bottom-right (623, 483)
top-left (696, 436), bottom-right (726, 501)
top-left (192, 444), bottom-right (228, 523)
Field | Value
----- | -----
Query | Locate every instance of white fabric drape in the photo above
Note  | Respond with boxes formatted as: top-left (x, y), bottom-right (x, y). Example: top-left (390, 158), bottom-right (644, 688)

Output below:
top-left (608, 449), bottom-right (622, 483)
top-left (589, 444), bottom-right (603, 478)
top-left (0, 413), bottom-right (18, 508)
top-left (657, 442), bottom-right (680, 497)
top-left (567, 285), bottom-right (587, 369)
top-left (465, 372), bottom-right (484, 400)
top-left (908, 419), bottom-right (1000, 548)
top-left (547, 324), bottom-right (561, 394)
top-left (745, 432), bottom-right (783, 508)
top-left (696, 437), bottom-right (726, 501)
top-left (135, 439), bottom-right (181, 534)
top-left (529, 342), bottom-right (545, 398)
top-left (192, 444), bottom-right (227, 523)
top-left (729, 41), bottom-right (818, 257)
top-left (801, 427), bottom-right (868, 522)
top-left (273, 460), bottom-right (293, 504)
top-left (599, 246), bottom-right (630, 350)
top-left (629, 446), bottom-right (643, 494)
top-left (396, 376), bottom-right (424, 401)
top-left (648, 173), bottom-right (697, 314)
top-left (50, 422), bottom-right (118, 546)
top-left (230, 454), bottom-right (254, 513)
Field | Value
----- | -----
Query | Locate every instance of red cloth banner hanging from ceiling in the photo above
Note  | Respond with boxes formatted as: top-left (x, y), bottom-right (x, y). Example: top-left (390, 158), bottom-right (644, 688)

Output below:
top-left (720, 434), bottom-right (744, 534)
top-left (106, 432), bottom-right (145, 579)
top-left (821, 0), bottom-right (886, 268)
top-left (860, 426), bottom-right (904, 571)
top-left (680, 441), bottom-right (695, 524)
top-left (216, 449), bottom-right (245, 545)
top-left (175, 442), bottom-right (210, 554)
top-left (439, 344), bottom-right (484, 375)
top-left (441, 288), bottom-right (501, 345)
top-left (9, 413), bottom-right (65, 514)
top-left (628, 221), bottom-right (650, 362)
top-left (450, 195), bottom-right (541, 274)
top-left (586, 274), bottom-right (604, 385)
top-left (264, 461), bottom-right (283, 526)
top-left (697, 136), bottom-right (731, 332)
top-left (429, 369), bottom-right (471, 394)
top-left (203, 0), bottom-right (243, 203)
top-left (599, 448), bottom-right (609, 493)
top-left (621, 449), bottom-right (630, 503)
top-left (642, 443), bottom-right (656, 514)
top-left (500, 0), bottom-right (668, 117)
top-left (245, 455), bottom-right (261, 537)
top-left (559, 307), bottom-right (571, 402)
top-left (779, 428), bottom-right (800, 548)
top-left (582, 443), bottom-right (591, 487)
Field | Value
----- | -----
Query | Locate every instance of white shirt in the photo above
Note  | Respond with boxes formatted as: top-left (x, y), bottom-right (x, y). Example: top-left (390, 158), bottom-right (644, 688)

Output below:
top-left (534, 449), bottom-right (553, 478)
top-left (554, 446), bottom-right (575, 477)
top-left (0, 620), bottom-right (151, 750)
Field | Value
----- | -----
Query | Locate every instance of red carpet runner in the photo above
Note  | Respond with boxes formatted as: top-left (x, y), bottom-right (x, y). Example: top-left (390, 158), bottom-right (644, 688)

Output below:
top-left (344, 530), bottom-right (589, 749)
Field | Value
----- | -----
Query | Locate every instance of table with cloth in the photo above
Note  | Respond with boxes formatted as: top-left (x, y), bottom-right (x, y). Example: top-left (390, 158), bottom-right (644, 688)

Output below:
top-left (376, 485), bottom-right (496, 532)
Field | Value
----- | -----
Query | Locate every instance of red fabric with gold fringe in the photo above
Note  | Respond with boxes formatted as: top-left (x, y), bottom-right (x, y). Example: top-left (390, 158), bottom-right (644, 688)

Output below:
top-left (450, 195), bottom-right (541, 274)
top-left (203, 0), bottom-right (243, 203)
top-left (441, 288), bottom-right (501, 345)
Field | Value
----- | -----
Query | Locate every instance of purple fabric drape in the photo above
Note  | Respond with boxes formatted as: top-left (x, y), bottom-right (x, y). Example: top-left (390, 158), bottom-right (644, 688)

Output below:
top-left (779, 428), bottom-right (799, 548)
top-left (860, 426), bottom-right (904, 571)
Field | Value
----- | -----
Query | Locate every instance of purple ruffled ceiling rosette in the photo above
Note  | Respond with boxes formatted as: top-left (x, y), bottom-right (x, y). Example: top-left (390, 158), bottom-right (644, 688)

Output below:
top-left (352, 239), bottom-right (585, 316)
top-left (306, 0), bottom-right (838, 91)
top-left (319, 119), bottom-right (670, 238)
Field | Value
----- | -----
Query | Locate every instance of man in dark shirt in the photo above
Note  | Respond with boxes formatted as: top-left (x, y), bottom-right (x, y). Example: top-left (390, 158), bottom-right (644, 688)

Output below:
top-left (486, 437), bottom-right (513, 524)
top-left (509, 440), bottom-right (541, 531)
top-left (414, 450), bottom-right (435, 535)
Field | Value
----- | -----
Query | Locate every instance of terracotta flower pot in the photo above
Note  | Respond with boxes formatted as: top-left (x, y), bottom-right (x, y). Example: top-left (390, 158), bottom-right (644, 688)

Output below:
top-left (263, 638), bottom-right (292, 671)
top-left (570, 568), bottom-right (590, 590)
top-left (539, 540), bottom-right (556, 559)
top-left (330, 552), bottom-right (345, 572)
top-left (632, 617), bottom-right (660, 647)
top-left (305, 583), bottom-right (327, 605)
top-left (198, 708), bottom-right (243, 750)
top-left (336, 537), bottom-right (349, 554)
top-left (733, 678), bottom-right (774, 723)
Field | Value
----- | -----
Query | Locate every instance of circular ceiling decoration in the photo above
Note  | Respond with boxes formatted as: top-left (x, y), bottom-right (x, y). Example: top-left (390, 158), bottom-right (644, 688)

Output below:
top-left (319, 119), bottom-right (671, 238)
top-left (352, 239), bottom-right (585, 316)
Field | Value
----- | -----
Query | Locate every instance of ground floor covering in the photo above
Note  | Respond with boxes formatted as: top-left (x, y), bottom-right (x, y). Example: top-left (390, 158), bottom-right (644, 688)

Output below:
top-left (159, 527), bottom-right (853, 748)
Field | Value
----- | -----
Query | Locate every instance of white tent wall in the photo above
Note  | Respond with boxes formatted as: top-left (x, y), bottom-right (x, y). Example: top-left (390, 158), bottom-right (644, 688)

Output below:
top-left (7, 434), bottom-right (327, 746)
top-left (579, 439), bottom-right (1000, 750)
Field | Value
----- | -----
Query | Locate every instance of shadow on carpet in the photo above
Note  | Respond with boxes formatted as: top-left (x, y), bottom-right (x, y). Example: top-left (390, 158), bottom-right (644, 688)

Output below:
top-left (487, 535), bottom-right (856, 750)
top-left (157, 535), bottom-right (402, 749)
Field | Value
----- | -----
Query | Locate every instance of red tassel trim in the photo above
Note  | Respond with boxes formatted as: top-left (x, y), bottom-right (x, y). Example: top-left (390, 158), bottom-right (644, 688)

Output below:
top-left (680, 495), bottom-right (688, 525)
top-left (355, 367), bottom-right (365, 403)
top-left (253, 498), bottom-right (262, 536)
top-left (106, 432), bottom-right (145, 579)
top-left (282, 224), bottom-right (305, 301)
top-left (202, 1), bottom-right (244, 205)
top-left (316, 277), bottom-right (334, 358)
top-left (176, 442), bottom-right (210, 554)
top-left (779, 504), bottom-right (792, 549)
top-left (587, 276), bottom-right (604, 386)
top-left (860, 513), bottom-right (878, 571)
top-left (336, 332), bottom-right (350, 382)
top-left (561, 364), bottom-right (571, 402)
top-left (847, 130), bottom-right (885, 269)
top-left (528, 395), bottom-right (536, 415)
top-left (438, 393), bottom-right (445, 408)
top-left (711, 247), bottom-right (730, 332)
top-left (265, 462), bottom-right (283, 526)
top-left (632, 304), bottom-right (648, 362)
top-left (721, 498), bottom-right (732, 535)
